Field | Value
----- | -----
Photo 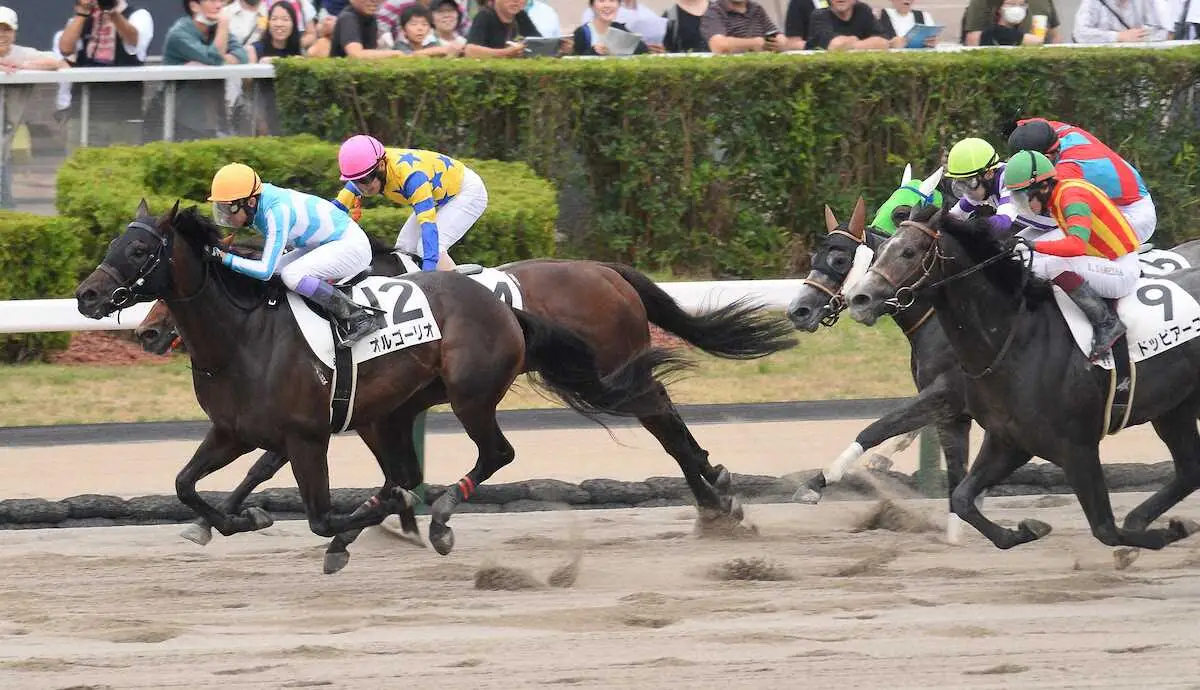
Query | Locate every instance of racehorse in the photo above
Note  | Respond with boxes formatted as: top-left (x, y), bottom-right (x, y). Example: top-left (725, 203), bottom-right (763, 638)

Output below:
top-left (131, 229), bottom-right (796, 564)
top-left (75, 201), bottom-right (686, 571)
top-left (786, 168), bottom-right (1200, 542)
top-left (843, 204), bottom-right (1200, 550)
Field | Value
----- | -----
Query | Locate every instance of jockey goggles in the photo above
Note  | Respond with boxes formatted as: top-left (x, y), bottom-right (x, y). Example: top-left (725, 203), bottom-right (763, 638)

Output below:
top-left (212, 198), bottom-right (252, 227)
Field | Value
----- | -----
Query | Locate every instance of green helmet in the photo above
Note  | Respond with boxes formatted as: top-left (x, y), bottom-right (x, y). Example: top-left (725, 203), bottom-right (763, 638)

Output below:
top-left (945, 138), bottom-right (999, 179)
top-left (1003, 150), bottom-right (1057, 191)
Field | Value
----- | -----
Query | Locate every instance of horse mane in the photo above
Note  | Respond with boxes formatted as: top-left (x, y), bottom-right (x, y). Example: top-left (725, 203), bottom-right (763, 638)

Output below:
top-left (173, 205), bottom-right (273, 301)
top-left (914, 205), bottom-right (1052, 305)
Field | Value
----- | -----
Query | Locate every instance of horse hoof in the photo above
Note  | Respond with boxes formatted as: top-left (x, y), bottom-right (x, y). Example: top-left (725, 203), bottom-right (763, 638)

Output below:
top-left (714, 467), bottom-right (732, 494)
top-left (728, 496), bottom-right (745, 522)
top-left (180, 522), bottom-right (213, 546)
top-left (244, 506), bottom-right (274, 531)
top-left (1019, 519), bottom-right (1052, 540)
top-left (1169, 517), bottom-right (1200, 540)
top-left (1113, 547), bottom-right (1140, 571)
top-left (378, 515), bottom-right (427, 549)
top-left (865, 454), bottom-right (894, 473)
top-left (792, 487), bottom-right (822, 505)
top-left (323, 551), bottom-right (350, 575)
top-left (429, 521), bottom-right (455, 556)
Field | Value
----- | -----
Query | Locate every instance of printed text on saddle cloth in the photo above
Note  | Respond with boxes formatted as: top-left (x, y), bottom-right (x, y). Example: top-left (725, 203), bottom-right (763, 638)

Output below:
top-left (350, 279), bottom-right (442, 362)
top-left (1055, 277), bottom-right (1200, 370)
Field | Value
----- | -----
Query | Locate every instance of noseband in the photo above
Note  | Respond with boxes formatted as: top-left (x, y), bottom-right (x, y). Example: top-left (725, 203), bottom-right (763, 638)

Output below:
top-left (103, 220), bottom-right (209, 310)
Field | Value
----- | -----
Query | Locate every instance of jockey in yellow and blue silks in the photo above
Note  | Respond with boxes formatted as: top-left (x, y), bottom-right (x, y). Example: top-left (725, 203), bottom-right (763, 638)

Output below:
top-left (332, 134), bottom-right (489, 272)
top-left (207, 163), bottom-right (377, 348)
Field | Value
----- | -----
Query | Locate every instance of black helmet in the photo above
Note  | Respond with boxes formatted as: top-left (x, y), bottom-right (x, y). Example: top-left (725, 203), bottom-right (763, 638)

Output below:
top-left (1007, 120), bottom-right (1058, 155)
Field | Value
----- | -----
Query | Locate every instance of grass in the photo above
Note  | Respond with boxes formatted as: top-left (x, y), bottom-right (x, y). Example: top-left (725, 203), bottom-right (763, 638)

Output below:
top-left (0, 319), bottom-right (915, 427)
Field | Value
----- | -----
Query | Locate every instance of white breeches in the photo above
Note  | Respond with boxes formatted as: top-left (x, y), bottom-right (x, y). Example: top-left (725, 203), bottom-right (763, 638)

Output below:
top-left (395, 167), bottom-right (489, 254)
top-left (1030, 251), bottom-right (1141, 299)
top-left (1116, 194), bottom-right (1156, 244)
top-left (277, 222), bottom-right (373, 291)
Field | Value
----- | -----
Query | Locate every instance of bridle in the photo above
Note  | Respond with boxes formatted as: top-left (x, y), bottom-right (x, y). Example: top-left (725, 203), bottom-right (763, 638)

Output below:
top-left (104, 220), bottom-right (207, 310)
top-left (802, 228), bottom-right (866, 327)
top-left (878, 218), bottom-right (1034, 379)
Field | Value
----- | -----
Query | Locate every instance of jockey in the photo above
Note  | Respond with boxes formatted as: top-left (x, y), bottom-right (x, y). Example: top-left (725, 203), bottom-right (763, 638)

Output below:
top-left (1007, 118), bottom-right (1155, 244)
top-left (332, 134), bottom-right (489, 272)
top-left (1003, 150), bottom-right (1141, 360)
top-left (944, 138), bottom-right (1018, 237)
top-left (207, 163), bottom-right (377, 348)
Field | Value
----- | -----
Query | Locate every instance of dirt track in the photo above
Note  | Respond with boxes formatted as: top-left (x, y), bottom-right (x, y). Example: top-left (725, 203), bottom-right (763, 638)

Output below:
top-left (1, 495), bottom-right (1199, 689)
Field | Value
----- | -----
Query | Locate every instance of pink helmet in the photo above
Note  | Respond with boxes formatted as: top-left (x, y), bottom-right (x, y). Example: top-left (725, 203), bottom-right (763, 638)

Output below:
top-left (338, 134), bottom-right (386, 181)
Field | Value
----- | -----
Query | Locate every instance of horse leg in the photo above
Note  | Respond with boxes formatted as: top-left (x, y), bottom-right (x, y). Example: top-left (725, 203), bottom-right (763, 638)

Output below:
top-left (949, 433), bottom-right (1045, 549)
top-left (429, 412), bottom-right (515, 557)
top-left (1058, 446), bottom-right (1194, 550)
top-left (938, 415), bottom-right (973, 545)
top-left (1123, 404), bottom-right (1200, 533)
top-left (795, 376), bottom-right (959, 504)
top-left (181, 450), bottom-right (289, 546)
top-left (864, 429), bottom-right (922, 472)
top-left (174, 427), bottom-right (270, 537)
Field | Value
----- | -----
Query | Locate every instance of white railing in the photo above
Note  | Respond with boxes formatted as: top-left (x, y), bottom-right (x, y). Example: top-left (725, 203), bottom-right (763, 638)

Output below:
top-left (0, 279), bottom-right (803, 334)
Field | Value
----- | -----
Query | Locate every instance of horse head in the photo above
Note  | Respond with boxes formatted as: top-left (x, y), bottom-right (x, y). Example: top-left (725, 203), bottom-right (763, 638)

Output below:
top-left (787, 196), bottom-right (869, 332)
top-left (134, 299), bottom-right (181, 355)
top-left (869, 165), bottom-right (947, 236)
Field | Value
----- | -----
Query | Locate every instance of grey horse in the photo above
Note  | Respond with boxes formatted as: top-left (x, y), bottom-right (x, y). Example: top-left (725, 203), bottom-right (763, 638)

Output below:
top-left (843, 205), bottom-right (1200, 550)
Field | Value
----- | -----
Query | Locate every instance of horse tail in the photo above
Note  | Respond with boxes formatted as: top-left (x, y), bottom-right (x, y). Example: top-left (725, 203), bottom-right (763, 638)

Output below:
top-left (602, 263), bottom-right (797, 360)
top-left (512, 308), bottom-right (692, 422)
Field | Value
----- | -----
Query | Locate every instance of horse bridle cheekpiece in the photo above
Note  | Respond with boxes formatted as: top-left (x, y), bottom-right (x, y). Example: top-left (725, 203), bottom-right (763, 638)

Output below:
top-left (876, 219), bottom-right (944, 312)
top-left (803, 228), bottom-right (863, 327)
top-left (105, 220), bottom-right (172, 309)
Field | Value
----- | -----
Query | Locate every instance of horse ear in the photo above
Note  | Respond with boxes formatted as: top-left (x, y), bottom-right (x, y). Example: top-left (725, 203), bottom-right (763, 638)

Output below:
top-left (919, 166), bottom-right (945, 198)
top-left (849, 196), bottom-right (867, 240)
top-left (901, 163), bottom-right (913, 187)
top-left (824, 204), bottom-right (839, 233)
top-left (136, 198), bottom-right (151, 218)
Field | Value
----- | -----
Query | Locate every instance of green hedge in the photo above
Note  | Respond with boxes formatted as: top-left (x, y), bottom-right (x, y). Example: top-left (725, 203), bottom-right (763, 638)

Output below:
top-left (56, 135), bottom-right (558, 270)
top-left (274, 48), bottom-right (1200, 277)
top-left (0, 213), bottom-right (84, 361)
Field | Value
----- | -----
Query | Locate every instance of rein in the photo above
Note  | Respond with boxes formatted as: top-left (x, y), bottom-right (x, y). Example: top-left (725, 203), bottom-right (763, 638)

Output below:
top-left (886, 219), bottom-right (1033, 379)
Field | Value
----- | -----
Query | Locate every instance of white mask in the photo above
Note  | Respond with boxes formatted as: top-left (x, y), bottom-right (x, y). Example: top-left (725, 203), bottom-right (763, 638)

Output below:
top-left (194, 12), bottom-right (219, 26)
top-left (1001, 5), bottom-right (1027, 23)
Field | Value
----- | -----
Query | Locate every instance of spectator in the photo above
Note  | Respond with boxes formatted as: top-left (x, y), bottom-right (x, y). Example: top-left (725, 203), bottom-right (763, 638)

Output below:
top-left (394, 4), bottom-right (460, 53)
top-left (163, 0), bottom-right (250, 140)
top-left (807, 0), bottom-right (889, 50)
top-left (574, 0), bottom-right (650, 54)
top-left (879, 0), bottom-right (937, 47)
top-left (58, 0), bottom-right (154, 148)
top-left (330, 0), bottom-right (395, 57)
top-left (700, 0), bottom-right (788, 53)
top-left (253, 0), bottom-right (304, 59)
top-left (963, 0), bottom-right (1060, 45)
top-left (431, 0), bottom-right (466, 48)
top-left (377, 0), bottom-right (427, 45)
top-left (526, 0), bottom-right (563, 36)
top-left (1073, 0), bottom-right (1169, 42)
top-left (664, 0), bottom-right (712, 52)
top-left (582, 0), bottom-right (659, 27)
top-left (1169, 0), bottom-right (1200, 38)
top-left (0, 8), bottom-right (61, 71)
top-left (0, 8), bottom-right (60, 208)
top-left (465, 0), bottom-right (553, 58)
top-left (783, 0), bottom-right (819, 48)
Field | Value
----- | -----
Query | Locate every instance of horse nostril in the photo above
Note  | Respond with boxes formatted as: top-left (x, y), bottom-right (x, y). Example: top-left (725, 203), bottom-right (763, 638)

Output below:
top-left (138, 328), bottom-right (160, 342)
top-left (850, 293), bottom-right (870, 308)
top-left (794, 306), bottom-right (811, 319)
top-left (77, 287), bottom-right (98, 304)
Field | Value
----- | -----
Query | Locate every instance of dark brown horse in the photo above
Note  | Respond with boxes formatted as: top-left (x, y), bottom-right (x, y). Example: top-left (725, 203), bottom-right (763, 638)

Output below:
top-left (76, 201), bottom-right (685, 572)
top-left (135, 238), bottom-right (797, 559)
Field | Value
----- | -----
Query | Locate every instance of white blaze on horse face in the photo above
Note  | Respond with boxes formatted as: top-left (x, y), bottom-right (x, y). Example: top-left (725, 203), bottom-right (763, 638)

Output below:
top-left (841, 245), bottom-right (875, 295)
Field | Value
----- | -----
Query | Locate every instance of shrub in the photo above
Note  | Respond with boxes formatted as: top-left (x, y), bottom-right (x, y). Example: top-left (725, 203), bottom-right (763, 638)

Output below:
top-left (0, 213), bottom-right (85, 361)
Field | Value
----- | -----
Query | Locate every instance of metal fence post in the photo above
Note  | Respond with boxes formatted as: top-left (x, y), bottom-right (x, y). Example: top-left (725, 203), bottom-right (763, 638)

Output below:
top-left (413, 410), bottom-right (428, 504)
top-left (917, 427), bottom-right (945, 498)
top-left (79, 84), bottom-right (90, 147)
top-left (163, 81), bottom-right (176, 142)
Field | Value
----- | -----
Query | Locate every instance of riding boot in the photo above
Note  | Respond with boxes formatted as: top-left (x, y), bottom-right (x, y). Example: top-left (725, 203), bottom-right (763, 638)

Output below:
top-left (1060, 277), bottom-right (1126, 360)
top-left (300, 278), bottom-right (380, 348)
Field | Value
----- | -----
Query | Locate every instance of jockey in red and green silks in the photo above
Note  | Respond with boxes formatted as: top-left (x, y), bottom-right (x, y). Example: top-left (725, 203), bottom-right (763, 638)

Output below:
top-left (870, 164), bottom-right (946, 236)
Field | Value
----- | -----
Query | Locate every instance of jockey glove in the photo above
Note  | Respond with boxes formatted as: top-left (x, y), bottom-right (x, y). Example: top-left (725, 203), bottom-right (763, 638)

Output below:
top-left (206, 245), bottom-right (228, 263)
top-left (1033, 234), bottom-right (1088, 258)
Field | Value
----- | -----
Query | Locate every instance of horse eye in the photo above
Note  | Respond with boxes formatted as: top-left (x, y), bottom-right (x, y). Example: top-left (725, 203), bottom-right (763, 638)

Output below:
top-left (892, 206), bottom-right (911, 223)
top-left (901, 247), bottom-right (917, 259)
top-left (831, 256), bottom-right (850, 270)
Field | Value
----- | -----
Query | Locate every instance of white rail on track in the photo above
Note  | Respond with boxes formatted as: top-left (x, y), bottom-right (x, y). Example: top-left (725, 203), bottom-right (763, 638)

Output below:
top-left (0, 279), bottom-right (804, 334)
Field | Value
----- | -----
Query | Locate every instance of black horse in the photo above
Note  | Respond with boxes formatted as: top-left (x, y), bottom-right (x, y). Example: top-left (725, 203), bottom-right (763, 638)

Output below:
top-left (75, 201), bottom-right (685, 571)
top-left (845, 206), bottom-right (1200, 550)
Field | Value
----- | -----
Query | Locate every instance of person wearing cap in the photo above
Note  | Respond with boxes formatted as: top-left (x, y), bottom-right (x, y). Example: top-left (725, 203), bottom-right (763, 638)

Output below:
top-left (1007, 117), bottom-right (1155, 243)
top-left (944, 137), bottom-right (1018, 237)
top-left (207, 162), bottom-right (378, 347)
top-left (0, 8), bottom-right (63, 71)
top-left (1003, 149), bottom-right (1141, 360)
top-left (332, 135), bottom-right (488, 272)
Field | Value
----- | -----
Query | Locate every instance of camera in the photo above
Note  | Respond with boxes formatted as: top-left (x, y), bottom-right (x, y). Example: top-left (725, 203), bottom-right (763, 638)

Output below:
top-left (97, 0), bottom-right (117, 11)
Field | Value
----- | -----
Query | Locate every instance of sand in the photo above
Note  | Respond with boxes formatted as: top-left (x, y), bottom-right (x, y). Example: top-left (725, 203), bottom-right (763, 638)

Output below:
top-left (0, 495), bottom-right (1199, 688)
